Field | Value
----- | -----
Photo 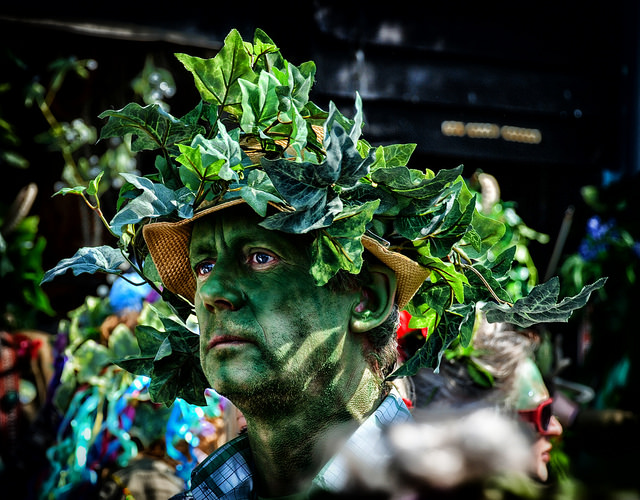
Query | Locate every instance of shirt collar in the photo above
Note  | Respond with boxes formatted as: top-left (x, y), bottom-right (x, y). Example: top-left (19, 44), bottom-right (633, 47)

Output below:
top-left (187, 388), bottom-right (412, 499)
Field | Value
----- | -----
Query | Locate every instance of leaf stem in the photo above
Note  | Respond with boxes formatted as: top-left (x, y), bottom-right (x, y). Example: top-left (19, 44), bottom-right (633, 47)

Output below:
top-left (462, 263), bottom-right (513, 306)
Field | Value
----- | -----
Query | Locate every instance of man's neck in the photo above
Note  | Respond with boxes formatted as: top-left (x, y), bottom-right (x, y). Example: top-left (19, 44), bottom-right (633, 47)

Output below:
top-left (241, 367), bottom-right (385, 498)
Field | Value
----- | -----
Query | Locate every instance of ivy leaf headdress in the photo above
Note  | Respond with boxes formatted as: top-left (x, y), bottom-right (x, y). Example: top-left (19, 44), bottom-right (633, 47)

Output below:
top-left (42, 28), bottom-right (605, 406)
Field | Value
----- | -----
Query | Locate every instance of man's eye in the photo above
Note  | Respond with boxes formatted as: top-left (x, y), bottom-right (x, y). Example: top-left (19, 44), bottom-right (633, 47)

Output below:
top-left (249, 251), bottom-right (276, 267)
top-left (195, 260), bottom-right (215, 277)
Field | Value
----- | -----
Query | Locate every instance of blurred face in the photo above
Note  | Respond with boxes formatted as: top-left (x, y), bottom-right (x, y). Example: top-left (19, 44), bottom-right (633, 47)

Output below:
top-left (513, 358), bottom-right (564, 482)
top-left (189, 207), bottom-right (366, 414)
top-left (529, 412), bottom-right (563, 481)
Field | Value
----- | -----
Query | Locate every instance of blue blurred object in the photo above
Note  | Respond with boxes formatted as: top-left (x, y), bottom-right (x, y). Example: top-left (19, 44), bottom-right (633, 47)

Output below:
top-left (108, 272), bottom-right (153, 314)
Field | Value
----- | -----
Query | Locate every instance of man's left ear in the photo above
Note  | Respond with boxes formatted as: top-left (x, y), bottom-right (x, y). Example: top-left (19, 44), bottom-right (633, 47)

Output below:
top-left (350, 265), bottom-right (397, 333)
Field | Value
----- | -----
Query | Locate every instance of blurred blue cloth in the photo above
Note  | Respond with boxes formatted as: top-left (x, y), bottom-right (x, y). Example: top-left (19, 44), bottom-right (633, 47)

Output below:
top-left (108, 272), bottom-right (153, 314)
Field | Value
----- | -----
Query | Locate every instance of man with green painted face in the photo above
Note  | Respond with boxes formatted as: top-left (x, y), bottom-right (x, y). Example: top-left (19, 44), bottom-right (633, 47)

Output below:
top-left (143, 199), bottom-right (425, 498)
top-left (42, 27), bottom-right (605, 500)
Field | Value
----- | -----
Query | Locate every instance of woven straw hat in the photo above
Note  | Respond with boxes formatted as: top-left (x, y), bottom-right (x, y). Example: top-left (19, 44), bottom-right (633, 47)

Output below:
top-left (143, 198), bottom-right (430, 309)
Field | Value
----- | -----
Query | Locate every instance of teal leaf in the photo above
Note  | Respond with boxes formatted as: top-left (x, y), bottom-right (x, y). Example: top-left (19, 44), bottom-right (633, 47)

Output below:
top-left (324, 122), bottom-right (374, 186)
top-left (41, 245), bottom-right (125, 284)
top-left (261, 196), bottom-right (343, 234)
top-left (109, 173), bottom-right (181, 235)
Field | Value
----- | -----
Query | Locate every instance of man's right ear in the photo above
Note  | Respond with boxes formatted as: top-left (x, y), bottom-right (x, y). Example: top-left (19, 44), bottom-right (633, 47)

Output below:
top-left (350, 265), bottom-right (397, 333)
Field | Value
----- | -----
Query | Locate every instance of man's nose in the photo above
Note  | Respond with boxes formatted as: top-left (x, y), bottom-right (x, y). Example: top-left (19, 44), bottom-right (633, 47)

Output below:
top-left (198, 264), bottom-right (246, 312)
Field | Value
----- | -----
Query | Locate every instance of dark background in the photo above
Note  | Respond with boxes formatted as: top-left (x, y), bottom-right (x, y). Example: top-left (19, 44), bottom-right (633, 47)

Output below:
top-left (2, 1), bottom-right (639, 495)
top-left (2, 1), bottom-right (637, 312)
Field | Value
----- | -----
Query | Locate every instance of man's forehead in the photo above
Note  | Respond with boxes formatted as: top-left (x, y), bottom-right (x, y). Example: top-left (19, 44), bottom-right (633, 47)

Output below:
top-left (189, 206), bottom-right (310, 253)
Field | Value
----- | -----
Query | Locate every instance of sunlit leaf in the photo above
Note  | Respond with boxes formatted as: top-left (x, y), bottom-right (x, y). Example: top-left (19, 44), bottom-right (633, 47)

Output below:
top-left (176, 29), bottom-right (255, 114)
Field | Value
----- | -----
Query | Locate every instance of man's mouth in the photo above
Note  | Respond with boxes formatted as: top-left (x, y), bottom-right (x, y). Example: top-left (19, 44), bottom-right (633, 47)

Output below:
top-left (207, 335), bottom-right (252, 351)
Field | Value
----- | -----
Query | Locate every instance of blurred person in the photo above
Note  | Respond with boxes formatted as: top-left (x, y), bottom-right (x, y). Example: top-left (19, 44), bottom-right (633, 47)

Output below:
top-left (406, 313), bottom-right (564, 484)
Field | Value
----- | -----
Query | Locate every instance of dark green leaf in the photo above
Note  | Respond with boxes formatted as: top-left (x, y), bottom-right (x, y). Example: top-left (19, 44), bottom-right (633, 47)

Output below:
top-left (99, 103), bottom-right (194, 152)
top-left (463, 263), bottom-right (513, 304)
top-left (428, 195), bottom-right (476, 258)
top-left (117, 320), bottom-right (208, 406)
top-left (371, 165), bottom-right (463, 199)
top-left (482, 276), bottom-right (607, 327)
top-left (310, 199), bottom-right (380, 284)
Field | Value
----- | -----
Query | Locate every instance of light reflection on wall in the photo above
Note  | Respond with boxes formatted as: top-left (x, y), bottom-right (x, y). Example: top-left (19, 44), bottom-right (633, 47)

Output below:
top-left (441, 121), bottom-right (542, 144)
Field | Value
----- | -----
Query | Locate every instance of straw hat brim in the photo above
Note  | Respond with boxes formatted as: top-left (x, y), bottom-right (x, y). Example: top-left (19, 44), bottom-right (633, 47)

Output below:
top-left (142, 199), bottom-right (430, 309)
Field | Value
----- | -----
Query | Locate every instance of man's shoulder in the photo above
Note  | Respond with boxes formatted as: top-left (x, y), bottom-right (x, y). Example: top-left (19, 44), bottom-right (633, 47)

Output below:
top-left (184, 433), bottom-right (255, 499)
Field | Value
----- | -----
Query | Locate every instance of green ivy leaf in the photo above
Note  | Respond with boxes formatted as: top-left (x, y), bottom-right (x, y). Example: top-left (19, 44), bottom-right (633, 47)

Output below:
top-left (239, 71), bottom-right (281, 133)
top-left (274, 60), bottom-right (316, 120)
top-left (99, 103), bottom-right (193, 152)
top-left (418, 256), bottom-right (468, 305)
top-left (109, 173), bottom-right (182, 235)
top-left (53, 186), bottom-right (86, 197)
top-left (108, 323), bottom-right (140, 361)
top-left (87, 170), bottom-right (104, 197)
top-left (236, 169), bottom-right (283, 216)
top-left (260, 120), bottom-right (374, 233)
top-left (310, 199), bottom-right (380, 284)
top-left (482, 245), bottom-right (517, 283)
top-left (116, 318), bottom-right (208, 406)
top-left (461, 209), bottom-right (507, 259)
top-left (73, 339), bottom-right (113, 384)
top-left (370, 143), bottom-right (417, 171)
top-left (428, 195), bottom-right (476, 258)
top-left (372, 165), bottom-right (463, 199)
top-left (463, 263), bottom-right (513, 304)
top-left (391, 303), bottom-right (475, 378)
top-left (176, 126), bottom-right (244, 192)
top-left (176, 29), bottom-right (255, 114)
top-left (482, 276), bottom-right (607, 328)
top-left (251, 28), bottom-right (284, 73)
top-left (41, 245), bottom-right (125, 284)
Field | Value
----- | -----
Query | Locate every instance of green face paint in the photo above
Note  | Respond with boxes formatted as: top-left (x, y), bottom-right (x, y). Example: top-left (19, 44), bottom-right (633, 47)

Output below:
top-left (512, 357), bottom-right (550, 411)
top-left (189, 206), bottom-right (371, 414)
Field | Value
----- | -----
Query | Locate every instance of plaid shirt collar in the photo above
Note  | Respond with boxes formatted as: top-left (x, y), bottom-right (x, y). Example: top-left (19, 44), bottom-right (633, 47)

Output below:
top-left (180, 388), bottom-right (412, 500)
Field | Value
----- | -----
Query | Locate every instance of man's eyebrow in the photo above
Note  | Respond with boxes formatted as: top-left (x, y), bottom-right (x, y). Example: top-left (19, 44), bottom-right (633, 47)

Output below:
top-left (189, 239), bottom-right (213, 260)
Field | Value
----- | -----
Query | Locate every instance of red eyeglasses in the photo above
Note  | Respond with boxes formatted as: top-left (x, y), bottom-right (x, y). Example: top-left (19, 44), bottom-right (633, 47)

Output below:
top-left (518, 398), bottom-right (554, 435)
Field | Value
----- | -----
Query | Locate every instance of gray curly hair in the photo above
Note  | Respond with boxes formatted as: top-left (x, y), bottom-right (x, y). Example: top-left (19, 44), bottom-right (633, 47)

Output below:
top-left (411, 314), bottom-right (539, 411)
